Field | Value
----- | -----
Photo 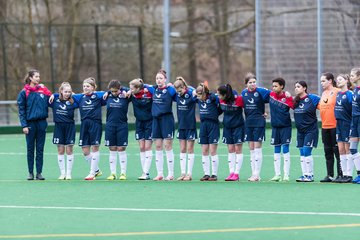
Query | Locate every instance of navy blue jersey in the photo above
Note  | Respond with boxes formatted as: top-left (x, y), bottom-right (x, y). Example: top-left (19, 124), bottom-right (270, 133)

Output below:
top-left (241, 87), bottom-right (270, 127)
top-left (352, 86), bottom-right (360, 117)
top-left (106, 90), bottom-right (131, 126)
top-left (219, 95), bottom-right (244, 128)
top-left (49, 96), bottom-right (79, 123)
top-left (196, 93), bottom-right (221, 122)
top-left (269, 91), bottom-right (294, 128)
top-left (73, 92), bottom-right (106, 122)
top-left (131, 89), bottom-right (152, 121)
top-left (294, 94), bottom-right (320, 133)
top-left (175, 87), bottom-right (197, 130)
top-left (147, 85), bottom-right (176, 117)
top-left (17, 87), bottom-right (51, 127)
top-left (335, 90), bottom-right (352, 122)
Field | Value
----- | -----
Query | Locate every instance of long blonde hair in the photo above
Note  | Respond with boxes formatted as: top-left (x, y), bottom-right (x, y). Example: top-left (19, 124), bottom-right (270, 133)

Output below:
top-left (59, 82), bottom-right (74, 104)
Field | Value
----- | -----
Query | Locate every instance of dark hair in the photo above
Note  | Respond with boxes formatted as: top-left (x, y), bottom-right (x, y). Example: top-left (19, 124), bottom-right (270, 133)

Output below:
top-left (158, 69), bottom-right (167, 79)
top-left (108, 79), bottom-right (121, 89)
top-left (24, 69), bottom-right (39, 84)
top-left (272, 77), bottom-right (286, 89)
top-left (294, 81), bottom-right (308, 107)
top-left (217, 83), bottom-right (235, 104)
top-left (245, 72), bottom-right (256, 84)
top-left (321, 72), bottom-right (336, 87)
top-left (337, 74), bottom-right (352, 90)
top-left (174, 76), bottom-right (188, 89)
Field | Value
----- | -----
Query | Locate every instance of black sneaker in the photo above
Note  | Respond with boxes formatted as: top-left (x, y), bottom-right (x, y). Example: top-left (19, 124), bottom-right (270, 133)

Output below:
top-left (27, 173), bottom-right (34, 180)
top-left (332, 175), bottom-right (343, 183)
top-left (340, 175), bottom-right (353, 183)
top-left (208, 175), bottom-right (218, 181)
top-left (36, 173), bottom-right (45, 180)
top-left (200, 175), bottom-right (210, 181)
top-left (320, 175), bottom-right (333, 183)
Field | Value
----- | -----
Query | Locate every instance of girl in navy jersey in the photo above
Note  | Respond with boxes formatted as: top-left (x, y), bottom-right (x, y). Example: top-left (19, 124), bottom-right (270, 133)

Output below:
top-left (129, 78), bottom-right (153, 180)
top-left (334, 74), bottom-right (353, 183)
top-left (217, 84), bottom-right (245, 181)
top-left (49, 82), bottom-right (78, 180)
top-left (194, 83), bottom-right (222, 181)
top-left (241, 73), bottom-right (270, 182)
top-left (17, 69), bottom-right (52, 180)
top-left (146, 70), bottom-right (177, 181)
top-left (268, 78), bottom-right (294, 182)
top-left (173, 77), bottom-right (197, 181)
top-left (293, 81), bottom-right (320, 182)
top-left (72, 78), bottom-right (107, 180)
top-left (104, 80), bottom-right (131, 181)
top-left (349, 67), bottom-right (360, 184)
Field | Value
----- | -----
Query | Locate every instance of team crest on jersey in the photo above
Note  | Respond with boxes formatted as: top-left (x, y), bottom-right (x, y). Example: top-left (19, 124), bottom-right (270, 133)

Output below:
top-left (91, 94), bottom-right (96, 99)
top-left (244, 92), bottom-right (248, 96)
top-left (254, 92), bottom-right (259, 97)
top-left (304, 98), bottom-right (309, 102)
top-left (85, 100), bottom-right (92, 104)
top-left (281, 98), bottom-right (286, 102)
top-left (40, 94), bottom-right (44, 98)
top-left (162, 89), bottom-right (167, 94)
top-left (56, 99), bottom-right (60, 103)
top-left (201, 103), bottom-right (207, 108)
top-left (59, 104), bottom-right (67, 110)
top-left (184, 93), bottom-right (189, 98)
top-left (66, 101), bottom-right (71, 105)
top-left (206, 99), bottom-right (211, 103)
top-left (342, 95), bottom-right (346, 99)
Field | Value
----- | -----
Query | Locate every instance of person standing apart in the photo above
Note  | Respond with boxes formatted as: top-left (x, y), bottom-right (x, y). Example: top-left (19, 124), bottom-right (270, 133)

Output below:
top-left (241, 73), bottom-right (270, 182)
top-left (49, 82), bottom-right (78, 180)
top-left (334, 74), bottom-right (353, 183)
top-left (17, 69), bottom-right (52, 180)
top-left (268, 78), bottom-right (294, 182)
top-left (318, 73), bottom-right (341, 183)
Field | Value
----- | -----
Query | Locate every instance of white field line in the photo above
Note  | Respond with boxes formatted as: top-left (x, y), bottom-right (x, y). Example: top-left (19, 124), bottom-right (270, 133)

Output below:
top-left (0, 205), bottom-right (360, 217)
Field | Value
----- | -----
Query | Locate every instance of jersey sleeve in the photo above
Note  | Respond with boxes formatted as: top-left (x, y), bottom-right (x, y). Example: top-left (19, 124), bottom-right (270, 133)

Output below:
top-left (347, 91), bottom-right (353, 104)
top-left (17, 90), bottom-right (27, 128)
top-left (168, 86), bottom-right (177, 100)
top-left (309, 94), bottom-right (321, 107)
top-left (236, 95), bottom-right (244, 107)
top-left (144, 84), bottom-right (155, 95)
top-left (259, 88), bottom-right (271, 103)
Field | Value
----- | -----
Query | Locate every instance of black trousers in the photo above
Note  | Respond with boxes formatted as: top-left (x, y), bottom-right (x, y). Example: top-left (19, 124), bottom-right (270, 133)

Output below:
top-left (321, 128), bottom-right (342, 177)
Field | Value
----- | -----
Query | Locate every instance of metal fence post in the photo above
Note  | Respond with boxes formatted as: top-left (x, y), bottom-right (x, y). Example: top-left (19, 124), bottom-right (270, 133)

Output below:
top-left (48, 24), bottom-right (56, 92)
top-left (255, 0), bottom-right (261, 86)
top-left (317, 0), bottom-right (323, 95)
top-left (138, 26), bottom-right (144, 80)
top-left (95, 24), bottom-right (102, 90)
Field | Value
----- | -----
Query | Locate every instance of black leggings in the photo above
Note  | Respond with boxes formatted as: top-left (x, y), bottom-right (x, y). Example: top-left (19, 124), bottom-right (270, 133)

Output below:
top-left (321, 128), bottom-right (341, 177)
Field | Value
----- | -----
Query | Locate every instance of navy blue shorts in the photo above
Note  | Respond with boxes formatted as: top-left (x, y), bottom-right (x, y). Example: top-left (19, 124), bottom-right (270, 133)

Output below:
top-left (245, 127), bottom-right (265, 142)
top-left (222, 125), bottom-right (245, 144)
top-left (135, 119), bottom-right (152, 140)
top-left (152, 114), bottom-right (175, 139)
top-left (79, 119), bottom-right (102, 146)
top-left (199, 121), bottom-right (220, 145)
top-left (53, 122), bottom-right (76, 145)
top-left (271, 126), bottom-right (292, 146)
top-left (336, 119), bottom-right (351, 142)
top-left (105, 123), bottom-right (128, 147)
top-left (350, 116), bottom-right (360, 138)
top-left (296, 124), bottom-right (319, 148)
top-left (177, 129), bottom-right (197, 140)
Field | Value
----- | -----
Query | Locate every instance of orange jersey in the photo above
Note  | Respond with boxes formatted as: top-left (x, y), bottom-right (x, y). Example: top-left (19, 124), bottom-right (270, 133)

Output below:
top-left (318, 87), bottom-right (340, 129)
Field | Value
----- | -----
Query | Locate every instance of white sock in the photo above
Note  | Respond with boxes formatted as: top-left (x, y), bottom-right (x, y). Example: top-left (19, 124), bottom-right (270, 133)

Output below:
top-left (180, 152), bottom-right (187, 175)
top-left (340, 154), bottom-right (347, 176)
top-left (274, 153), bottom-right (281, 176)
top-left (109, 151), bottom-right (117, 174)
top-left (90, 151), bottom-right (100, 175)
top-left (57, 154), bottom-right (65, 175)
top-left (202, 155), bottom-right (210, 175)
top-left (283, 152), bottom-right (290, 177)
top-left (187, 153), bottom-right (195, 175)
top-left (118, 151), bottom-right (127, 174)
top-left (353, 153), bottom-right (360, 171)
top-left (305, 156), bottom-right (313, 176)
top-left (211, 155), bottom-right (219, 176)
top-left (228, 152), bottom-right (236, 174)
top-left (66, 154), bottom-right (74, 176)
top-left (140, 151), bottom-right (146, 173)
top-left (300, 156), bottom-right (306, 176)
top-left (235, 154), bottom-right (243, 174)
top-left (346, 154), bottom-right (354, 176)
top-left (84, 154), bottom-right (92, 165)
top-left (155, 150), bottom-right (164, 176)
top-left (250, 150), bottom-right (255, 175)
top-left (254, 148), bottom-right (263, 176)
top-left (144, 150), bottom-right (152, 175)
top-left (166, 150), bottom-right (174, 177)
